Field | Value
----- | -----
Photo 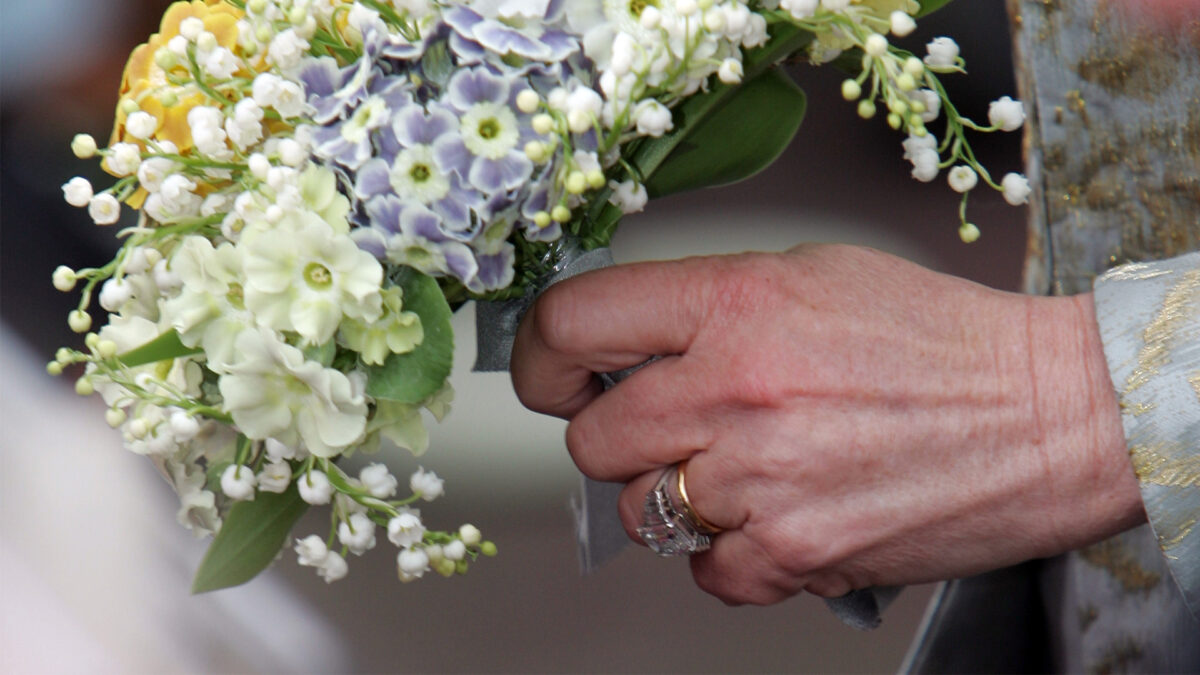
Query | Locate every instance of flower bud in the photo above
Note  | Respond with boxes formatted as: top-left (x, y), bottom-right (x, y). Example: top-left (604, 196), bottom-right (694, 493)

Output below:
top-left (52, 266), bottom-right (78, 292)
top-left (565, 170), bottom-right (587, 194)
top-left (959, 222), bottom-right (981, 243)
top-left (841, 79), bottom-right (861, 101)
top-left (68, 310), bottom-right (92, 333)
top-left (857, 99), bottom-right (876, 119)
top-left (75, 377), bottom-right (94, 396)
top-left (97, 340), bottom-right (118, 359)
top-left (551, 204), bottom-right (571, 223)
top-left (105, 407), bottom-right (127, 428)
top-left (586, 169), bottom-right (606, 190)
top-left (515, 89), bottom-right (540, 114)
top-left (71, 134), bottom-right (98, 159)
top-left (864, 33), bottom-right (888, 58)
top-left (533, 211), bottom-right (551, 228)
top-left (459, 524), bottom-right (482, 546)
top-left (531, 113), bottom-right (554, 135)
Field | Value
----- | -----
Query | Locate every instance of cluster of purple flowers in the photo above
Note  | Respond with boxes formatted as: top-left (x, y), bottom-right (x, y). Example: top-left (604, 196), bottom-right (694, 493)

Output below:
top-left (299, 6), bottom-right (596, 293)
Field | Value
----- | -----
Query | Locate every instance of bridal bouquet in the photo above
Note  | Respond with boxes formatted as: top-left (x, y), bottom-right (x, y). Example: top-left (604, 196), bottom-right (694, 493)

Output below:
top-left (49, 0), bottom-right (1027, 592)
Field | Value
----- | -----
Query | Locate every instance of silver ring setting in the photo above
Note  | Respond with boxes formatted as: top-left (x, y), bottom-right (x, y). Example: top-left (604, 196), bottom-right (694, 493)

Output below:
top-left (636, 462), bottom-right (720, 556)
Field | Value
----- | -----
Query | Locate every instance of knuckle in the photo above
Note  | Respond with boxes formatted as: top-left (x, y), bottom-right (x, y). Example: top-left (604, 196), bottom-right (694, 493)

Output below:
top-left (564, 415), bottom-right (611, 479)
top-left (532, 284), bottom-right (582, 356)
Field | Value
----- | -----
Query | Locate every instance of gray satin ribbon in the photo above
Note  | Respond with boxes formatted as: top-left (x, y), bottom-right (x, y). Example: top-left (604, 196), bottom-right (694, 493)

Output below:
top-left (472, 242), bottom-right (895, 628)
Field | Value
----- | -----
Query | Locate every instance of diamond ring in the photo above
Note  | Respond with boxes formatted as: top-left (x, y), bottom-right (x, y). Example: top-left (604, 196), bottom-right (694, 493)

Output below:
top-left (636, 460), bottom-right (722, 556)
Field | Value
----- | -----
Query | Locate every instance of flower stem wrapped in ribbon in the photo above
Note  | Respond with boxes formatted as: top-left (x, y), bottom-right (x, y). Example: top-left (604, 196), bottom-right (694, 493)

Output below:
top-left (50, 0), bottom-right (1023, 592)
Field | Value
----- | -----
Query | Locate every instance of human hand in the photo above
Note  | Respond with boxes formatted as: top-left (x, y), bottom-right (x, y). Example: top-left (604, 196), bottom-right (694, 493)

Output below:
top-left (510, 244), bottom-right (1144, 605)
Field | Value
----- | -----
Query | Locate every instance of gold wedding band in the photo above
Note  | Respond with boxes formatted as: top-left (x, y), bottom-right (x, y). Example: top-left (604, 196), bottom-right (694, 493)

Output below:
top-left (677, 459), bottom-right (723, 534)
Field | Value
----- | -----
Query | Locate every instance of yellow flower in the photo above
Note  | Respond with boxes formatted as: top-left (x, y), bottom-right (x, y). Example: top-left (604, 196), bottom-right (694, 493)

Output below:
top-left (109, 0), bottom-right (244, 152)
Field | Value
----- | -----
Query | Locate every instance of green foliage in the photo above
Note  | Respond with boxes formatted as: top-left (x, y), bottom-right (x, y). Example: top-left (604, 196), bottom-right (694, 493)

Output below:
top-left (645, 69), bottom-right (806, 198)
top-left (364, 267), bottom-right (454, 403)
top-left (116, 330), bottom-right (202, 367)
top-left (191, 485), bottom-right (309, 593)
top-left (917, 0), bottom-right (956, 17)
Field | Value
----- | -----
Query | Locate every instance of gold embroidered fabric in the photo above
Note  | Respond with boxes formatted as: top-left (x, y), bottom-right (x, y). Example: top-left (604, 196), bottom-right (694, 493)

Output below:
top-left (1094, 252), bottom-right (1200, 620)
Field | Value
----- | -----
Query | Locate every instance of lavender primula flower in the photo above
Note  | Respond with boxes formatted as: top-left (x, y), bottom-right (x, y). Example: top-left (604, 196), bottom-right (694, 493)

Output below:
top-left (435, 68), bottom-right (535, 194)
top-left (445, 6), bottom-right (576, 63)
top-left (353, 195), bottom-right (480, 282)
top-left (355, 102), bottom-right (479, 233)
top-left (312, 75), bottom-right (413, 171)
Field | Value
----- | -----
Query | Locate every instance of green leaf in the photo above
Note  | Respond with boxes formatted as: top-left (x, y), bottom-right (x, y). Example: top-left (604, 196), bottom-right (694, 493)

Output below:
top-left (191, 484), bottom-right (308, 594)
top-left (116, 330), bottom-right (202, 368)
top-left (645, 69), bottom-right (806, 198)
top-left (364, 267), bottom-right (454, 403)
top-left (916, 0), bottom-right (955, 17)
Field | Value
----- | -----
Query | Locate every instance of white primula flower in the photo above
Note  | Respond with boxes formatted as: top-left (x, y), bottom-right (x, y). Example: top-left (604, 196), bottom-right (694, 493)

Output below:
top-left (296, 469), bottom-right (334, 504)
top-left (988, 96), bottom-right (1025, 132)
top-left (1001, 172), bottom-right (1032, 205)
top-left (257, 460), bottom-right (292, 493)
top-left (242, 211), bottom-right (383, 345)
top-left (125, 111), bottom-right (158, 140)
top-left (947, 165), bottom-right (978, 192)
top-left (608, 179), bottom-right (648, 213)
top-left (220, 464), bottom-right (257, 500)
top-left (62, 177), bottom-right (93, 207)
top-left (218, 328), bottom-right (368, 457)
top-left (88, 193), bottom-right (122, 225)
top-left (924, 37), bottom-right (959, 69)
top-left (295, 534), bottom-right (329, 566)
top-left (410, 467), bottom-right (444, 501)
top-left (360, 463), bottom-right (398, 498)
top-left (318, 552), bottom-right (348, 582)
top-left (387, 509), bottom-right (426, 548)
top-left (160, 236), bottom-right (254, 371)
top-left (338, 512), bottom-right (377, 556)
top-left (104, 143), bottom-right (142, 176)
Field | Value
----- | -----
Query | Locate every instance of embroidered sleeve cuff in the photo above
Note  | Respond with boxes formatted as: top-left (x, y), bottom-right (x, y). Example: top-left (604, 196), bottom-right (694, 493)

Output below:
top-left (1093, 252), bottom-right (1200, 620)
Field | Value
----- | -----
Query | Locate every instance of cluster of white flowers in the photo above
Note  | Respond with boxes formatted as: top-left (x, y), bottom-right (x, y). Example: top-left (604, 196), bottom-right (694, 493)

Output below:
top-left (51, 0), bottom-right (490, 586)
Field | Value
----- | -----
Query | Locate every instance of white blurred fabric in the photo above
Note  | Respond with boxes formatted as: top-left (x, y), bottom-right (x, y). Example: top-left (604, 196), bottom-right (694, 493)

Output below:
top-left (0, 325), bottom-right (348, 674)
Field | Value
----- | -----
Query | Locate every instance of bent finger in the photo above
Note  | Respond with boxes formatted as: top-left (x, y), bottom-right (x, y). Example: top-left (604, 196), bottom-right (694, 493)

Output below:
top-left (510, 259), bottom-right (714, 418)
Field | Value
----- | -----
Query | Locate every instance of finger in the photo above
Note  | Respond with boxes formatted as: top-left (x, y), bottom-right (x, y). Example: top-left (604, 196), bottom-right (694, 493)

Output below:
top-left (617, 471), bottom-right (663, 545)
top-left (615, 451), bottom-right (748, 546)
top-left (510, 259), bottom-right (713, 418)
top-left (565, 356), bottom-right (713, 481)
top-left (689, 531), bottom-right (807, 606)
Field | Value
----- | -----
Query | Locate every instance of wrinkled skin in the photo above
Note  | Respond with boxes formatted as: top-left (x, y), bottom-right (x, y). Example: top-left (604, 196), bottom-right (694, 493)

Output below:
top-left (511, 245), bottom-right (1144, 605)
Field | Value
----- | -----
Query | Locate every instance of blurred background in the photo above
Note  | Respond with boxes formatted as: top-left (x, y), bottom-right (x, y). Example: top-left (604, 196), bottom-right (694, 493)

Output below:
top-left (1, 1), bottom-right (1026, 672)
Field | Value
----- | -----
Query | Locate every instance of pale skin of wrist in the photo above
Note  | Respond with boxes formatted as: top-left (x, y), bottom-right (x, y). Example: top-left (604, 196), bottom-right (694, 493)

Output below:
top-left (510, 244), bottom-right (1144, 605)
